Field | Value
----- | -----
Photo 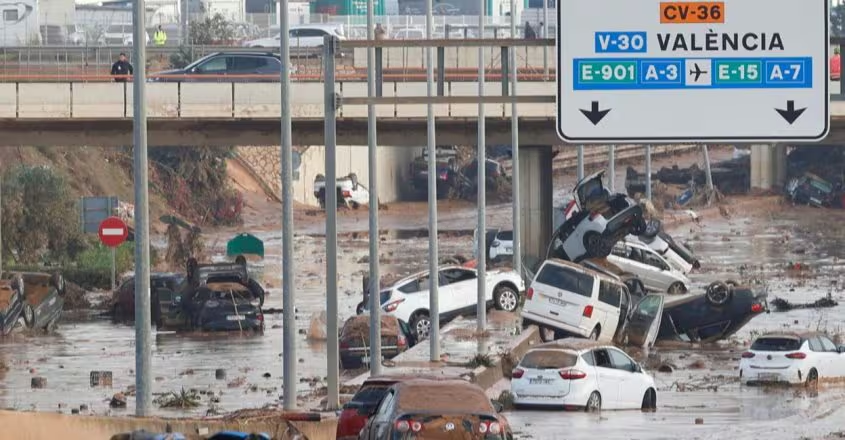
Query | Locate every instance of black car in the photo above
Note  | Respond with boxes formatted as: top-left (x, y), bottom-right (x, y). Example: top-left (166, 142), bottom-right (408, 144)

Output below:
top-left (2, 271), bottom-right (65, 332)
top-left (0, 276), bottom-right (24, 335)
top-left (785, 173), bottom-right (836, 208)
top-left (112, 273), bottom-right (187, 327)
top-left (177, 259), bottom-right (265, 332)
top-left (149, 52), bottom-right (286, 82)
top-left (653, 281), bottom-right (768, 342)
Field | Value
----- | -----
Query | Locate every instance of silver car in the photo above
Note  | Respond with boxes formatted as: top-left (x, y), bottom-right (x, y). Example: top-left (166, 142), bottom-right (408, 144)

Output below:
top-left (606, 239), bottom-right (691, 294)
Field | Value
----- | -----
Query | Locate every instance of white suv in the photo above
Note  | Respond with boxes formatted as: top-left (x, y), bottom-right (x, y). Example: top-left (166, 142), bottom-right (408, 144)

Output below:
top-left (521, 259), bottom-right (664, 348)
top-left (361, 265), bottom-right (524, 339)
top-left (607, 239), bottom-right (691, 294)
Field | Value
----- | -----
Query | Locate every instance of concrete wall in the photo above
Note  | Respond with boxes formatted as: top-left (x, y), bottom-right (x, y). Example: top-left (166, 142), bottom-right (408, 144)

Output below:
top-left (236, 145), bottom-right (423, 207)
top-left (518, 146), bottom-right (554, 263)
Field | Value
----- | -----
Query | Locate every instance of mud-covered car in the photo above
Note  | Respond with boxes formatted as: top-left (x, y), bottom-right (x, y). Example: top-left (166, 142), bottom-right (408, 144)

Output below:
top-left (340, 314), bottom-right (416, 369)
top-left (549, 170), bottom-right (646, 262)
top-left (358, 378), bottom-right (513, 440)
top-left (2, 272), bottom-right (65, 332)
top-left (0, 276), bottom-right (24, 335)
top-left (785, 172), bottom-right (836, 208)
top-left (654, 281), bottom-right (769, 342)
top-left (176, 259), bottom-right (265, 332)
top-left (111, 272), bottom-right (187, 327)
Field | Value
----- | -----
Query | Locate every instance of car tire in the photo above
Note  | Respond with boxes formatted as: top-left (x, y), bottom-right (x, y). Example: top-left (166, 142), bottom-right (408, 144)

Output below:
top-left (705, 281), bottom-right (732, 306)
top-left (585, 391), bottom-right (601, 412)
top-left (805, 368), bottom-right (819, 389)
top-left (355, 301), bottom-right (365, 315)
top-left (588, 326), bottom-right (600, 341)
top-left (22, 304), bottom-right (35, 328)
top-left (641, 388), bottom-right (657, 411)
top-left (583, 231), bottom-right (611, 258)
top-left (411, 312), bottom-right (431, 340)
top-left (668, 282), bottom-right (686, 295)
top-left (493, 285), bottom-right (519, 312)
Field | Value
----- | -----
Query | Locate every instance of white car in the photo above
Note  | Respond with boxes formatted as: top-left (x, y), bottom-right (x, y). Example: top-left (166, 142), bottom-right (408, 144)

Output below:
top-left (361, 265), bottom-right (525, 339)
top-left (243, 24), bottom-right (346, 48)
top-left (740, 332), bottom-right (845, 386)
top-left (123, 31), bottom-right (150, 46)
top-left (313, 173), bottom-right (369, 210)
top-left (511, 338), bottom-right (657, 411)
top-left (630, 220), bottom-right (701, 274)
top-left (607, 239), bottom-right (691, 294)
top-left (473, 229), bottom-right (514, 263)
top-left (521, 259), bottom-right (664, 349)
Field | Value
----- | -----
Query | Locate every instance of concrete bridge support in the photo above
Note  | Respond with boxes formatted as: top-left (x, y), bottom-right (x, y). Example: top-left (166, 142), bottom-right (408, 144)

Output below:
top-left (518, 146), bottom-right (555, 266)
top-left (750, 144), bottom-right (788, 191)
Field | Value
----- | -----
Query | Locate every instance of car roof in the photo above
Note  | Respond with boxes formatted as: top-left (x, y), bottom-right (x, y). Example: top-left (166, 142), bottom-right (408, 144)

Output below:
top-left (206, 51), bottom-right (279, 58)
top-left (532, 337), bottom-right (612, 352)
top-left (291, 23), bottom-right (343, 29)
top-left (756, 331), bottom-right (827, 340)
top-left (541, 258), bottom-right (625, 285)
top-left (392, 265), bottom-right (472, 287)
top-left (393, 379), bottom-right (494, 413)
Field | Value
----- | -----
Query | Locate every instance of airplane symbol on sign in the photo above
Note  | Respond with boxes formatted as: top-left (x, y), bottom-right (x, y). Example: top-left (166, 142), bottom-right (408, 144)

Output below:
top-left (689, 63), bottom-right (708, 82)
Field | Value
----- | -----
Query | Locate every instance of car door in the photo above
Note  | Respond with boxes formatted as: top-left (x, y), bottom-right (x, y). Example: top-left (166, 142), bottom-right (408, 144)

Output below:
top-left (817, 336), bottom-right (843, 377)
top-left (590, 348), bottom-right (621, 408)
top-left (439, 268), bottom-right (478, 315)
top-left (299, 28), bottom-right (328, 47)
top-left (624, 294), bottom-right (664, 349)
top-left (607, 347), bottom-right (643, 409)
top-left (192, 55), bottom-right (231, 82)
top-left (231, 56), bottom-right (271, 81)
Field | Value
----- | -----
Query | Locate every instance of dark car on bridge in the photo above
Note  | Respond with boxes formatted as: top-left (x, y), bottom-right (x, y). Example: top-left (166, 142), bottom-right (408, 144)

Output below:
top-left (149, 52), bottom-right (287, 83)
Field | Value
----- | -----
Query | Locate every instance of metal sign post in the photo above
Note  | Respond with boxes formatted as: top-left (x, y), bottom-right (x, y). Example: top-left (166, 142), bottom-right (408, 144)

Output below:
top-left (645, 145), bottom-right (653, 200)
top-left (366, 0), bottom-right (383, 377)
top-left (426, 0), bottom-right (440, 361)
top-left (510, 0), bottom-right (521, 279)
top-left (556, 0), bottom-right (829, 143)
top-left (476, 0), bottom-right (487, 333)
top-left (323, 36), bottom-right (340, 411)
top-left (279, 0), bottom-right (297, 411)
top-left (131, 0), bottom-right (152, 416)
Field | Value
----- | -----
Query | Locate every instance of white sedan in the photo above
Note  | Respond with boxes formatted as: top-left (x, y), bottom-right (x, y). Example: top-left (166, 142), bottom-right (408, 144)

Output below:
top-left (740, 332), bottom-right (845, 386)
top-left (360, 265), bottom-right (525, 339)
top-left (511, 338), bottom-right (657, 411)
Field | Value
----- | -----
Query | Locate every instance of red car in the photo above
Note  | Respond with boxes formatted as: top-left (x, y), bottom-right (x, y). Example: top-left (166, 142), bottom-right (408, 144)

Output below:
top-left (336, 375), bottom-right (453, 440)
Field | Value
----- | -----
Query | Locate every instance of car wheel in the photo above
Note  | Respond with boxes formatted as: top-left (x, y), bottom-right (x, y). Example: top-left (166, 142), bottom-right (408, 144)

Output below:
top-left (583, 231), bottom-right (611, 258)
top-left (22, 304), bottom-right (35, 328)
top-left (668, 282), bottom-right (686, 295)
top-left (805, 368), bottom-right (819, 389)
top-left (355, 301), bottom-right (365, 315)
top-left (705, 281), bottom-right (732, 306)
top-left (493, 285), bottom-right (519, 312)
top-left (641, 388), bottom-right (657, 411)
top-left (411, 312), bottom-right (431, 340)
top-left (588, 326), bottom-right (600, 341)
top-left (539, 326), bottom-right (556, 342)
top-left (585, 391), bottom-right (601, 412)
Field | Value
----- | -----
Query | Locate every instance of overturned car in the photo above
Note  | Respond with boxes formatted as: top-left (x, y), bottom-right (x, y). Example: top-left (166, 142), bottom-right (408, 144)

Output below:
top-left (0, 276), bottom-right (23, 335)
top-left (1, 271), bottom-right (65, 333)
top-left (176, 259), bottom-right (265, 332)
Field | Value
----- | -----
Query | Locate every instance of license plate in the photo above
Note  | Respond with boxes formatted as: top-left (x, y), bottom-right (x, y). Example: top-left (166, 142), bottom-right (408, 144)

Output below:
top-left (227, 315), bottom-right (245, 321)
top-left (361, 355), bottom-right (385, 364)
top-left (758, 373), bottom-right (779, 381)
top-left (528, 377), bottom-right (553, 385)
top-left (548, 297), bottom-right (567, 306)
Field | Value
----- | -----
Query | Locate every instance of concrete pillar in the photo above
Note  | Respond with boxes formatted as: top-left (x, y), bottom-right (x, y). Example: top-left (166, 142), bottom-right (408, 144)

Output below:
top-left (773, 144), bottom-right (788, 188)
top-left (519, 146), bottom-right (554, 265)
top-left (750, 144), bottom-right (775, 191)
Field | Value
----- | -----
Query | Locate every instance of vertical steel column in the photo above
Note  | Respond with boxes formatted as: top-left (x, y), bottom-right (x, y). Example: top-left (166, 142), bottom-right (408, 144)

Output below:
top-left (366, 0), bottom-right (382, 375)
top-left (280, 0), bottom-right (297, 411)
top-left (509, 8), bottom-right (520, 279)
top-left (702, 144), bottom-right (714, 191)
top-left (607, 145), bottom-right (616, 192)
top-left (426, 0), bottom-right (440, 362)
top-left (323, 37), bottom-right (340, 410)
top-left (645, 145), bottom-right (653, 201)
top-left (577, 145), bottom-right (584, 180)
top-left (476, 0), bottom-right (487, 332)
top-left (542, 0), bottom-right (549, 79)
top-left (131, 0), bottom-right (152, 417)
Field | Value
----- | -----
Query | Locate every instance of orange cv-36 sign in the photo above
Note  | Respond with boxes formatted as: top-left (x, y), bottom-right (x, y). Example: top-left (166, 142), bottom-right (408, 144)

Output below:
top-left (660, 2), bottom-right (725, 23)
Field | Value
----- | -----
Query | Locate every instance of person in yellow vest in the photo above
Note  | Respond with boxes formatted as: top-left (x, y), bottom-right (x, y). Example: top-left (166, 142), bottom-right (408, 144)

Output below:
top-left (153, 25), bottom-right (167, 46)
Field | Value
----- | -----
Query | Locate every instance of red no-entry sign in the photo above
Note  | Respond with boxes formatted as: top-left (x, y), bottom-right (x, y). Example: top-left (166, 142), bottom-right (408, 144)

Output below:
top-left (98, 216), bottom-right (128, 248)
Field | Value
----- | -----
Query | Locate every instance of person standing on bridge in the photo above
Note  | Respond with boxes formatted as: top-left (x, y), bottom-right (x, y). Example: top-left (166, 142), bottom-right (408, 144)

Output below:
top-left (110, 53), bottom-right (134, 83)
top-left (524, 21), bottom-right (537, 39)
top-left (153, 25), bottom-right (168, 46)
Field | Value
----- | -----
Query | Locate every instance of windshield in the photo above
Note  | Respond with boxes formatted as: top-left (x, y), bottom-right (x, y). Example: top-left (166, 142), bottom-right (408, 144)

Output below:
top-left (346, 383), bottom-right (391, 410)
top-left (520, 350), bottom-right (577, 369)
top-left (751, 337), bottom-right (802, 351)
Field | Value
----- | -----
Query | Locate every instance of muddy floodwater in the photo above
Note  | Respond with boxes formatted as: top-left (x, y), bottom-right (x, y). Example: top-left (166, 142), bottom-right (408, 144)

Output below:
top-left (2, 201), bottom-right (845, 440)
